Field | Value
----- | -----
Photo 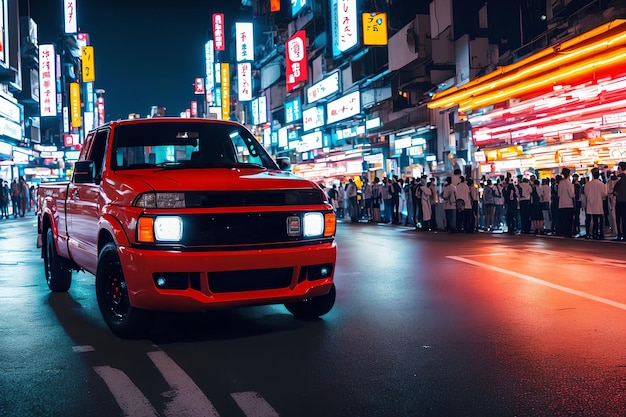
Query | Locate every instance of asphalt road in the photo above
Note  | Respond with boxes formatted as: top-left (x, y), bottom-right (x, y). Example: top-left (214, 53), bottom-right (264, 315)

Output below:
top-left (2, 213), bottom-right (626, 417)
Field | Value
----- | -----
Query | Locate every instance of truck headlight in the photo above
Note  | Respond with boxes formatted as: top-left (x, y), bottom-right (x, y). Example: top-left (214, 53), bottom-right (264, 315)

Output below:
top-left (138, 216), bottom-right (183, 242)
top-left (303, 212), bottom-right (324, 237)
top-left (134, 192), bottom-right (186, 208)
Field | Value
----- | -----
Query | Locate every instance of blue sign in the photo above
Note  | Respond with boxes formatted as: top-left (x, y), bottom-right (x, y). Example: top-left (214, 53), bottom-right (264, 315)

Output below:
top-left (285, 97), bottom-right (302, 124)
top-left (291, 0), bottom-right (308, 17)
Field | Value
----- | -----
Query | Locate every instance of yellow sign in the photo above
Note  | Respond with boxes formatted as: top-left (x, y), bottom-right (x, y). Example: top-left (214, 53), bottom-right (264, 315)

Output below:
top-left (81, 46), bottom-right (95, 82)
top-left (221, 63), bottom-right (230, 121)
top-left (70, 82), bottom-right (81, 127)
top-left (362, 13), bottom-right (388, 46)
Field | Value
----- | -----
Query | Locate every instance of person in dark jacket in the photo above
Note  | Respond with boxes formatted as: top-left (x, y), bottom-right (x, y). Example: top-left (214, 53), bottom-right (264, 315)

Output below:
top-left (613, 161), bottom-right (626, 241)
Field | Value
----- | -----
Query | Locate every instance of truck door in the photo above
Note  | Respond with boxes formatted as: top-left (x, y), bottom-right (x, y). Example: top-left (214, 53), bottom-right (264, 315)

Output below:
top-left (67, 128), bottom-right (109, 275)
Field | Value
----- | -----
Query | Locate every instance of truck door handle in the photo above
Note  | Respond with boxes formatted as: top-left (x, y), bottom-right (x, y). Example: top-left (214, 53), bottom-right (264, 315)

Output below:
top-left (73, 190), bottom-right (79, 198)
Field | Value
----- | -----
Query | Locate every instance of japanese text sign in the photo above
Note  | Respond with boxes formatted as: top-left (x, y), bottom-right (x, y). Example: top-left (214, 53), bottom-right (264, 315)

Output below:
top-left (307, 71), bottom-right (340, 104)
top-left (236, 22), bottom-right (254, 62)
top-left (221, 63), bottom-right (230, 120)
top-left (291, 0), bottom-right (308, 17)
top-left (362, 12), bottom-right (387, 45)
top-left (302, 106), bottom-right (324, 132)
top-left (286, 30), bottom-right (308, 92)
top-left (194, 77), bottom-right (205, 95)
top-left (326, 90), bottom-right (360, 124)
top-left (285, 97), bottom-right (302, 123)
top-left (70, 82), bottom-right (81, 128)
top-left (237, 62), bottom-right (252, 101)
top-left (38, 44), bottom-right (57, 117)
top-left (64, 0), bottom-right (77, 34)
top-left (213, 14), bottom-right (225, 51)
top-left (81, 46), bottom-right (95, 82)
top-left (332, 0), bottom-right (358, 56)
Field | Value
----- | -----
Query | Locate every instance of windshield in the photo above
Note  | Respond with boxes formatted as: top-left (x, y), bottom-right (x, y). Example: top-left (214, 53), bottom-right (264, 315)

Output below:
top-left (111, 121), bottom-right (279, 170)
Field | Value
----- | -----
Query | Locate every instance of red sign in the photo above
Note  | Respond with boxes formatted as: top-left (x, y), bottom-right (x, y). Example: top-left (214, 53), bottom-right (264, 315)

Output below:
top-left (194, 77), bottom-right (204, 95)
top-left (286, 30), bottom-right (308, 93)
top-left (270, 0), bottom-right (280, 12)
top-left (191, 101), bottom-right (198, 117)
top-left (64, 134), bottom-right (74, 147)
top-left (213, 14), bottom-right (225, 51)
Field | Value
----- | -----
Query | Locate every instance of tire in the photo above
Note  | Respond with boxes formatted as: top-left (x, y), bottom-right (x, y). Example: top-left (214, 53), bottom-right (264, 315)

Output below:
top-left (44, 227), bottom-right (72, 292)
top-left (284, 283), bottom-right (336, 319)
top-left (95, 242), bottom-right (153, 339)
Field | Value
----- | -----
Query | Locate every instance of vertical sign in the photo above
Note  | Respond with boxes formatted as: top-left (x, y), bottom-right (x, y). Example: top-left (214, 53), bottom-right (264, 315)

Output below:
top-left (81, 46), bottom-right (95, 82)
top-left (286, 30), bottom-right (308, 92)
top-left (191, 101), bottom-right (198, 117)
top-left (221, 63), bottom-right (230, 120)
top-left (205, 40), bottom-right (215, 105)
top-left (0, 0), bottom-right (8, 66)
top-left (97, 96), bottom-right (105, 126)
top-left (362, 12), bottom-right (387, 45)
top-left (271, 0), bottom-right (281, 12)
top-left (332, 0), bottom-right (358, 56)
top-left (70, 82), bottom-right (81, 127)
top-left (235, 22), bottom-right (254, 62)
top-left (237, 62), bottom-right (252, 101)
top-left (63, 0), bottom-right (77, 34)
top-left (39, 44), bottom-right (57, 117)
top-left (194, 77), bottom-right (204, 94)
top-left (213, 13), bottom-right (225, 51)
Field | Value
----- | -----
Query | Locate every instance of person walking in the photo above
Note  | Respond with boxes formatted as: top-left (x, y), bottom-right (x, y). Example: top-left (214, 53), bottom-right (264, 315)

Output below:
top-left (391, 175), bottom-right (402, 224)
top-left (337, 182), bottom-right (346, 218)
top-left (346, 178), bottom-right (359, 222)
top-left (503, 176), bottom-right (518, 234)
top-left (10, 179), bottom-right (19, 218)
top-left (530, 179), bottom-right (544, 234)
top-left (493, 178), bottom-right (505, 230)
top-left (584, 169), bottom-right (607, 240)
top-left (518, 177), bottom-right (532, 233)
top-left (455, 176), bottom-right (472, 233)
top-left (558, 168), bottom-right (575, 238)
top-left (540, 177), bottom-right (552, 233)
top-left (362, 177), bottom-right (373, 221)
top-left (18, 177), bottom-right (29, 217)
top-left (442, 177), bottom-right (457, 233)
top-left (420, 180), bottom-right (433, 231)
top-left (482, 179), bottom-right (495, 231)
top-left (0, 179), bottom-right (8, 219)
top-left (613, 161), bottom-right (626, 241)
top-left (380, 177), bottom-right (393, 223)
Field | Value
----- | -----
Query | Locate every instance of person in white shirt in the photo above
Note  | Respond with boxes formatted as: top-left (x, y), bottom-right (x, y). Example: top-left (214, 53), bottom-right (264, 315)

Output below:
top-left (455, 176), bottom-right (472, 233)
top-left (584, 169), bottom-right (607, 239)
top-left (442, 177), bottom-right (457, 232)
top-left (518, 178), bottom-right (533, 233)
top-left (558, 167), bottom-right (575, 237)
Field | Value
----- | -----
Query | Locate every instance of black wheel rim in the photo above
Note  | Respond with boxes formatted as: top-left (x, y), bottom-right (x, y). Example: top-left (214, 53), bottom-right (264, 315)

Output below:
top-left (105, 264), bottom-right (130, 321)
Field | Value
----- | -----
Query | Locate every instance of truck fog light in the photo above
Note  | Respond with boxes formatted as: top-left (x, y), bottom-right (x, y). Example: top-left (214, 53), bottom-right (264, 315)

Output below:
top-left (154, 216), bottom-right (183, 241)
top-left (156, 276), bottom-right (167, 287)
top-left (320, 267), bottom-right (329, 276)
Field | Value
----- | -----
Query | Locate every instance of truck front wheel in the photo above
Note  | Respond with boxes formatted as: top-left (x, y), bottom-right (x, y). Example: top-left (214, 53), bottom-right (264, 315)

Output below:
top-left (284, 283), bottom-right (336, 319)
top-left (96, 242), bottom-right (153, 339)
top-left (44, 227), bottom-right (72, 292)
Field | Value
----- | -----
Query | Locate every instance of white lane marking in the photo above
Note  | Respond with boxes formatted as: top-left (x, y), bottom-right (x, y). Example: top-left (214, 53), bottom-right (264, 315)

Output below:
top-left (231, 391), bottom-right (280, 417)
top-left (447, 255), bottom-right (626, 311)
top-left (147, 350), bottom-right (220, 417)
top-left (94, 366), bottom-right (159, 417)
top-left (72, 345), bottom-right (95, 353)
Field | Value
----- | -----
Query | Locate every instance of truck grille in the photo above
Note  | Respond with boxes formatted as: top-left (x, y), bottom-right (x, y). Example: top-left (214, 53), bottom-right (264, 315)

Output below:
top-left (181, 212), bottom-right (297, 246)
top-left (208, 267), bottom-right (293, 293)
top-left (185, 190), bottom-right (324, 208)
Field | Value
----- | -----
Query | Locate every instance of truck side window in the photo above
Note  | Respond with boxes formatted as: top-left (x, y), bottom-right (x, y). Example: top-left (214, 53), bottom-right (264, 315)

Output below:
top-left (90, 130), bottom-right (109, 182)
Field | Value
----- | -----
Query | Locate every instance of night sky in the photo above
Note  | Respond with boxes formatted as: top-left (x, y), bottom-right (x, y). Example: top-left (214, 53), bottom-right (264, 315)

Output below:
top-left (26, 0), bottom-right (244, 120)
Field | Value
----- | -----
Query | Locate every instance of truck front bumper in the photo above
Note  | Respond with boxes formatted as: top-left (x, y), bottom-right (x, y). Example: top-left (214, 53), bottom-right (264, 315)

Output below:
top-left (117, 242), bottom-right (336, 312)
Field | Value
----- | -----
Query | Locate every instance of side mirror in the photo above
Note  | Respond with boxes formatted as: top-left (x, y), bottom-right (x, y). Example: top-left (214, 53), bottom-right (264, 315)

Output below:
top-left (277, 157), bottom-right (291, 171)
top-left (73, 160), bottom-right (96, 184)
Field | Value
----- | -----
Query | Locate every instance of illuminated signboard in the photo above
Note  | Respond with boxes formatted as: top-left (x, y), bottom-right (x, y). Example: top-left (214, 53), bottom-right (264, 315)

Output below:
top-left (258, 96), bottom-right (267, 124)
top-left (237, 62), bottom-right (252, 101)
top-left (302, 106), bottom-right (324, 132)
top-left (326, 91), bottom-right (360, 124)
top-left (278, 126), bottom-right (288, 148)
top-left (362, 12), bottom-right (388, 45)
top-left (70, 82), bottom-right (81, 127)
top-left (205, 41), bottom-right (215, 105)
top-left (213, 14), bottom-right (225, 51)
top-left (235, 22), bottom-right (254, 62)
top-left (332, 0), bottom-right (358, 56)
top-left (296, 131), bottom-right (322, 153)
top-left (221, 63), bottom-right (230, 120)
top-left (191, 101), bottom-right (198, 117)
top-left (285, 97), bottom-right (302, 123)
top-left (251, 99), bottom-right (259, 125)
top-left (271, 0), bottom-right (281, 12)
top-left (291, 0), bottom-right (308, 17)
top-left (307, 71), bottom-right (340, 104)
top-left (0, 1), bottom-right (7, 66)
top-left (286, 30), bottom-right (309, 92)
top-left (63, 0), bottom-right (77, 34)
top-left (81, 46), bottom-right (95, 82)
top-left (39, 44), bottom-right (57, 117)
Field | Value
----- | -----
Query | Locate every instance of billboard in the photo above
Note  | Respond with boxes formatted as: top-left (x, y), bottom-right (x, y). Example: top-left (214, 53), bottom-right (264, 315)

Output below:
top-left (235, 22), bottom-right (254, 62)
top-left (39, 44), bottom-right (57, 117)
top-left (362, 12), bottom-right (387, 45)
top-left (332, 0), bottom-right (358, 56)
top-left (286, 30), bottom-right (308, 92)
top-left (81, 46), bottom-right (95, 82)
top-left (213, 14), bottom-right (225, 51)
top-left (326, 90), bottom-right (360, 124)
top-left (221, 63), bottom-right (230, 120)
top-left (237, 62), bottom-right (252, 102)
top-left (63, 0), bottom-right (77, 34)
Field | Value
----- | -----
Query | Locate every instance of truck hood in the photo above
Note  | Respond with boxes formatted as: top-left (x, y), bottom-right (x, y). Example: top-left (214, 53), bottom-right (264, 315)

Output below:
top-left (114, 167), bottom-right (318, 192)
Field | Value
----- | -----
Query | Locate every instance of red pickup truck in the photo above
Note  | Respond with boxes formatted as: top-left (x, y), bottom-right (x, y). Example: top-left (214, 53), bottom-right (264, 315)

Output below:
top-left (37, 118), bottom-right (337, 338)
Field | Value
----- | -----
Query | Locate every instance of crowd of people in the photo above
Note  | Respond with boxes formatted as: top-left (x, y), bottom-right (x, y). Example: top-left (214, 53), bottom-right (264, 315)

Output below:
top-left (324, 161), bottom-right (626, 240)
top-left (0, 177), bottom-right (37, 219)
